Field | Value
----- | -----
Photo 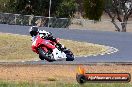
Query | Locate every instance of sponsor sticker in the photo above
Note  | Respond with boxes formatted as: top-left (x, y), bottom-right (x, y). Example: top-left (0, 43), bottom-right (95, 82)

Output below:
top-left (76, 66), bottom-right (131, 84)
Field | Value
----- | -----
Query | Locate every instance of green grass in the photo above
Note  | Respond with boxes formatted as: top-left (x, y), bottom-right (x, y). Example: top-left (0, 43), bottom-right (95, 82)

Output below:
top-left (0, 33), bottom-right (107, 61)
top-left (0, 81), bottom-right (131, 87)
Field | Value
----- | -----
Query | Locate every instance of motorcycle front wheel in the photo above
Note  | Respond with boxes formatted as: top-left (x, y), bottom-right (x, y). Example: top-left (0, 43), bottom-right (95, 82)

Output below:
top-left (63, 49), bottom-right (74, 61)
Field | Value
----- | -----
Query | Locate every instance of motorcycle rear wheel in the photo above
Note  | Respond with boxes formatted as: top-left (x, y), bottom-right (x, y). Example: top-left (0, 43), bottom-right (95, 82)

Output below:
top-left (38, 48), bottom-right (55, 62)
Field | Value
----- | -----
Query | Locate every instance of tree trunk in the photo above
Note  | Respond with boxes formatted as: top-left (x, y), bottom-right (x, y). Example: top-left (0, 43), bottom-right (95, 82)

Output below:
top-left (121, 15), bottom-right (128, 32)
top-left (111, 21), bottom-right (121, 32)
top-left (121, 22), bottom-right (127, 32)
top-left (105, 9), bottom-right (121, 32)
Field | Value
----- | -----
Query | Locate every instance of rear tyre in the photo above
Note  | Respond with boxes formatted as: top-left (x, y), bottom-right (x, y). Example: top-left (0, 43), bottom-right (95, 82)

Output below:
top-left (38, 48), bottom-right (55, 62)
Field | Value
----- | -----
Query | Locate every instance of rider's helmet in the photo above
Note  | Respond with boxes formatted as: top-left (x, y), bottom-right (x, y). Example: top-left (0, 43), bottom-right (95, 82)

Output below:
top-left (29, 26), bottom-right (39, 37)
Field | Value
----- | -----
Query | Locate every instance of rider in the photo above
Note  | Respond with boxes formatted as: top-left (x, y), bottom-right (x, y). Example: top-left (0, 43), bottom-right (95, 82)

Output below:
top-left (29, 26), bottom-right (64, 60)
top-left (29, 26), bottom-right (55, 42)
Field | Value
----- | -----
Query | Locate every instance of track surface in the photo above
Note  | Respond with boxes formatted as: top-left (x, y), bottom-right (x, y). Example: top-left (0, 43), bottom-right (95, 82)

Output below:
top-left (0, 24), bottom-right (132, 64)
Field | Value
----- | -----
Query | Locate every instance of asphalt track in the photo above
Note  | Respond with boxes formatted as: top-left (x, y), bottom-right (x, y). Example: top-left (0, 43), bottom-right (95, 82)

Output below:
top-left (0, 24), bottom-right (132, 64)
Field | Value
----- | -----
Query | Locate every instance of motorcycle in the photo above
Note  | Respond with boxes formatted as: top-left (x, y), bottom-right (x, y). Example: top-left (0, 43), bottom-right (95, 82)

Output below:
top-left (31, 35), bottom-right (74, 62)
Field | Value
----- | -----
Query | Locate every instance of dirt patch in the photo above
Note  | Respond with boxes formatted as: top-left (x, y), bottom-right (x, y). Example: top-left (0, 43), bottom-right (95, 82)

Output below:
top-left (0, 64), bottom-right (131, 83)
top-left (69, 16), bottom-right (132, 32)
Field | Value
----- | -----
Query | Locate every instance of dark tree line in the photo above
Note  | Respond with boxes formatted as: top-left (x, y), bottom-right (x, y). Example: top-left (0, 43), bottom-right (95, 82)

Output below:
top-left (1, 0), bottom-right (132, 32)
top-left (0, 0), bottom-right (77, 18)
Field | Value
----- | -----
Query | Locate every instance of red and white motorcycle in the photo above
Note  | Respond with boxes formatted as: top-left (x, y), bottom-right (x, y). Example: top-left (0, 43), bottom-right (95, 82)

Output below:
top-left (31, 35), bottom-right (74, 62)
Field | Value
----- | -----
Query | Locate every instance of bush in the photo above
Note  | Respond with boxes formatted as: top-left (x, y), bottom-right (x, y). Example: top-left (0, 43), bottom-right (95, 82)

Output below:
top-left (83, 0), bottom-right (105, 21)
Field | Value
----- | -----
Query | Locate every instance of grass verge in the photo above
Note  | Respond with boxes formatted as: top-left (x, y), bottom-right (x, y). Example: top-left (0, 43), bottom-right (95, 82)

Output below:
top-left (0, 33), bottom-right (107, 61)
top-left (0, 81), bottom-right (131, 87)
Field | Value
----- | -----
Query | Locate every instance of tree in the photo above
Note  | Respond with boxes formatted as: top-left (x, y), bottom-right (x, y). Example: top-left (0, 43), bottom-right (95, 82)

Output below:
top-left (3, 0), bottom-right (77, 18)
top-left (0, 0), bottom-right (8, 12)
top-left (105, 0), bottom-right (132, 32)
top-left (13, 0), bottom-right (38, 15)
top-left (83, 0), bottom-right (105, 21)
top-left (55, 0), bottom-right (77, 18)
top-left (4, 0), bottom-right (32, 14)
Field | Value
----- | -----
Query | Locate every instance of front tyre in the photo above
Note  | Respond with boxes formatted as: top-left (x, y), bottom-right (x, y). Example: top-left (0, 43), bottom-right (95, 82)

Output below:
top-left (63, 49), bottom-right (74, 61)
top-left (38, 48), bottom-right (55, 62)
top-left (66, 54), bottom-right (74, 61)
